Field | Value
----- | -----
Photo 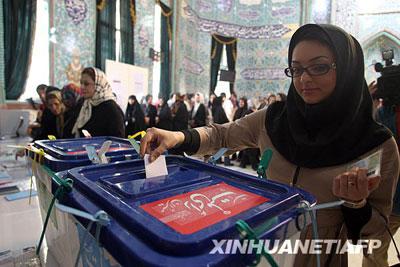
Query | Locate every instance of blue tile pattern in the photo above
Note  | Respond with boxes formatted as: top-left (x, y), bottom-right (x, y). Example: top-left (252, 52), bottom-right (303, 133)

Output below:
top-left (134, 0), bottom-right (155, 93)
top-left (52, 0), bottom-right (96, 88)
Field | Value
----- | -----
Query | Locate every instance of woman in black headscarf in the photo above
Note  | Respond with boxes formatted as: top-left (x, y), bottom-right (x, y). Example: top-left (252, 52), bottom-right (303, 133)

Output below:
top-left (125, 95), bottom-right (146, 137)
top-left (232, 97), bottom-right (248, 162)
top-left (233, 97), bottom-right (260, 170)
top-left (211, 96), bottom-right (229, 124)
top-left (171, 93), bottom-right (189, 131)
top-left (61, 83), bottom-right (83, 138)
top-left (156, 97), bottom-right (173, 130)
top-left (211, 96), bottom-right (232, 166)
top-left (233, 97), bottom-right (248, 121)
top-left (140, 24), bottom-right (399, 266)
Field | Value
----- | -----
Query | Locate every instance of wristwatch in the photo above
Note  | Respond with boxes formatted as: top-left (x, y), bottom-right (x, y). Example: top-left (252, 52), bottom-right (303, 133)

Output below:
top-left (342, 198), bottom-right (367, 209)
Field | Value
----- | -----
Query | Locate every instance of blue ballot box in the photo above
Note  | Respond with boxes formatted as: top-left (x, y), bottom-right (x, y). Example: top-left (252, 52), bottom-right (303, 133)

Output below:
top-left (25, 137), bottom-right (140, 266)
top-left (31, 136), bottom-right (139, 172)
top-left (47, 156), bottom-right (316, 267)
top-left (27, 136), bottom-right (139, 190)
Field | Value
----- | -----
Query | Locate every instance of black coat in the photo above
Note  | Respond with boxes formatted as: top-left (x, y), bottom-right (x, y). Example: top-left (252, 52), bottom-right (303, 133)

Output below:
top-left (212, 97), bottom-right (229, 124)
top-left (190, 103), bottom-right (207, 127)
top-left (157, 104), bottom-right (173, 130)
top-left (172, 101), bottom-right (189, 131)
top-left (212, 107), bottom-right (229, 124)
top-left (35, 108), bottom-right (57, 140)
top-left (63, 98), bottom-right (83, 139)
top-left (79, 100), bottom-right (125, 138)
top-left (233, 107), bottom-right (248, 121)
top-left (125, 102), bottom-right (146, 136)
top-left (145, 104), bottom-right (157, 128)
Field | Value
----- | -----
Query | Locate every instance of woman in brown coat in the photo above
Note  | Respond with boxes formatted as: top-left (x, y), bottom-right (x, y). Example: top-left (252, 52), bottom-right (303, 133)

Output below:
top-left (140, 24), bottom-right (399, 266)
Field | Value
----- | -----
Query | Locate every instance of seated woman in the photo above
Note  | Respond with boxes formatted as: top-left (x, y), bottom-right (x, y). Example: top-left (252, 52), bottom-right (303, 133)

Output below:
top-left (36, 88), bottom-right (65, 140)
top-left (27, 84), bottom-right (49, 139)
top-left (72, 67), bottom-right (125, 138)
top-left (140, 24), bottom-right (400, 266)
top-left (61, 83), bottom-right (83, 138)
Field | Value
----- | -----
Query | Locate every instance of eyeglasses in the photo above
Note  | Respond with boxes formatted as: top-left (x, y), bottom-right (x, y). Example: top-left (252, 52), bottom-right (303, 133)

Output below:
top-left (284, 63), bottom-right (336, 78)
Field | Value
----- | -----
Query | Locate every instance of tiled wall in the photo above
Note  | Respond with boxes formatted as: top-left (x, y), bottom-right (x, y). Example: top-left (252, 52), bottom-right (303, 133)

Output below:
top-left (364, 36), bottom-right (400, 83)
top-left (50, 0), bottom-right (96, 88)
top-left (356, 0), bottom-right (400, 41)
top-left (134, 0), bottom-right (155, 95)
top-left (176, 0), bottom-right (302, 99)
top-left (333, 0), bottom-right (400, 83)
top-left (175, 2), bottom-right (211, 97)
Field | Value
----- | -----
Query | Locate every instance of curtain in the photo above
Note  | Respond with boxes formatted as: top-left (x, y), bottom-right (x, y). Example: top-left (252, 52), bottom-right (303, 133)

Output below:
top-left (210, 35), bottom-right (237, 95)
top-left (209, 36), bottom-right (223, 95)
top-left (119, 0), bottom-right (135, 64)
top-left (226, 41), bottom-right (237, 94)
top-left (159, 1), bottom-right (172, 99)
top-left (96, 0), bottom-right (116, 71)
top-left (4, 0), bottom-right (36, 100)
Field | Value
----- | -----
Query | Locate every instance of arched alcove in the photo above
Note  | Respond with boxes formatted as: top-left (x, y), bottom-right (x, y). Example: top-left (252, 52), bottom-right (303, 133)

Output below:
top-left (362, 31), bottom-right (400, 83)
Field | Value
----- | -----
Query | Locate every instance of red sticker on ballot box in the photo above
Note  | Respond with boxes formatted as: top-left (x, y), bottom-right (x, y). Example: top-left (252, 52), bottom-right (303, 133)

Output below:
top-left (140, 182), bottom-right (269, 234)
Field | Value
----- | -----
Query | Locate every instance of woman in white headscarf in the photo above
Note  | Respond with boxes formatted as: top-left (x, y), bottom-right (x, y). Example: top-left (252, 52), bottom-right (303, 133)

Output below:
top-left (72, 67), bottom-right (125, 138)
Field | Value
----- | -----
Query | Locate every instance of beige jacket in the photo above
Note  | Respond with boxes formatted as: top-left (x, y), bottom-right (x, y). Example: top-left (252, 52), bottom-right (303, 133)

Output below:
top-left (194, 108), bottom-right (400, 266)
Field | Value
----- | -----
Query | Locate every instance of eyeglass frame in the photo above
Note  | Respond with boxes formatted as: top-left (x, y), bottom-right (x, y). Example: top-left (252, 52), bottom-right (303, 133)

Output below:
top-left (284, 62), bottom-right (337, 78)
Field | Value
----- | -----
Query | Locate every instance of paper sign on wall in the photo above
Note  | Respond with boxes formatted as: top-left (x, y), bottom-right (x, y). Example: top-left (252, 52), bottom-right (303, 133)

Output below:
top-left (106, 60), bottom-right (149, 112)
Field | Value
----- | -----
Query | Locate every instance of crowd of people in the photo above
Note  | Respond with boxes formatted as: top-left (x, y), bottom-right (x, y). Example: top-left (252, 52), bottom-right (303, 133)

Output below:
top-left (30, 67), bottom-right (286, 169)
top-left (125, 91), bottom-right (286, 168)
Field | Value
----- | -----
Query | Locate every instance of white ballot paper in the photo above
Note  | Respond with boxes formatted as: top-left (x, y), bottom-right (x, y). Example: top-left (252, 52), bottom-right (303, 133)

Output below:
top-left (144, 154), bottom-right (168, 178)
top-left (82, 129), bottom-right (92, 138)
top-left (347, 149), bottom-right (382, 177)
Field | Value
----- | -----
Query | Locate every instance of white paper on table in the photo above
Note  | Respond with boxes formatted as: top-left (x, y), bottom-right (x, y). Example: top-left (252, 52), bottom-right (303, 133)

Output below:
top-left (144, 154), bottom-right (168, 178)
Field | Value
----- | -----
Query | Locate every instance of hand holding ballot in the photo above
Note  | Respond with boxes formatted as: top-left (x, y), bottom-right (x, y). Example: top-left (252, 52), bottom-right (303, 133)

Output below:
top-left (332, 150), bottom-right (383, 205)
top-left (140, 128), bottom-right (185, 162)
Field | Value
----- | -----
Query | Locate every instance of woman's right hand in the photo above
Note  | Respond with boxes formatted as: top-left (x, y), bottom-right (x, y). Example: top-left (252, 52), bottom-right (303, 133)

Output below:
top-left (140, 128), bottom-right (185, 162)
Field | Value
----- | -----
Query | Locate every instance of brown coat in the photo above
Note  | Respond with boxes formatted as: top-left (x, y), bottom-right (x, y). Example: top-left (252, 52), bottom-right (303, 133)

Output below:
top-left (194, 108), bottom-right (400, 266)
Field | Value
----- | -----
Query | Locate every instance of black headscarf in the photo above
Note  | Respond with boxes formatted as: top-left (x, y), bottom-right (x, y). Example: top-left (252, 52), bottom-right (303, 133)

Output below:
top-left (126, 95), bottom-right (138, 116)
top-left (266, 24), bottom-right (392, 168)
top-left (212, 96), bottom-right (229, 124)
top-left (125, 95), bottom-right (145, 124)
top-left (233, 97), bottom-right (248, 121)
